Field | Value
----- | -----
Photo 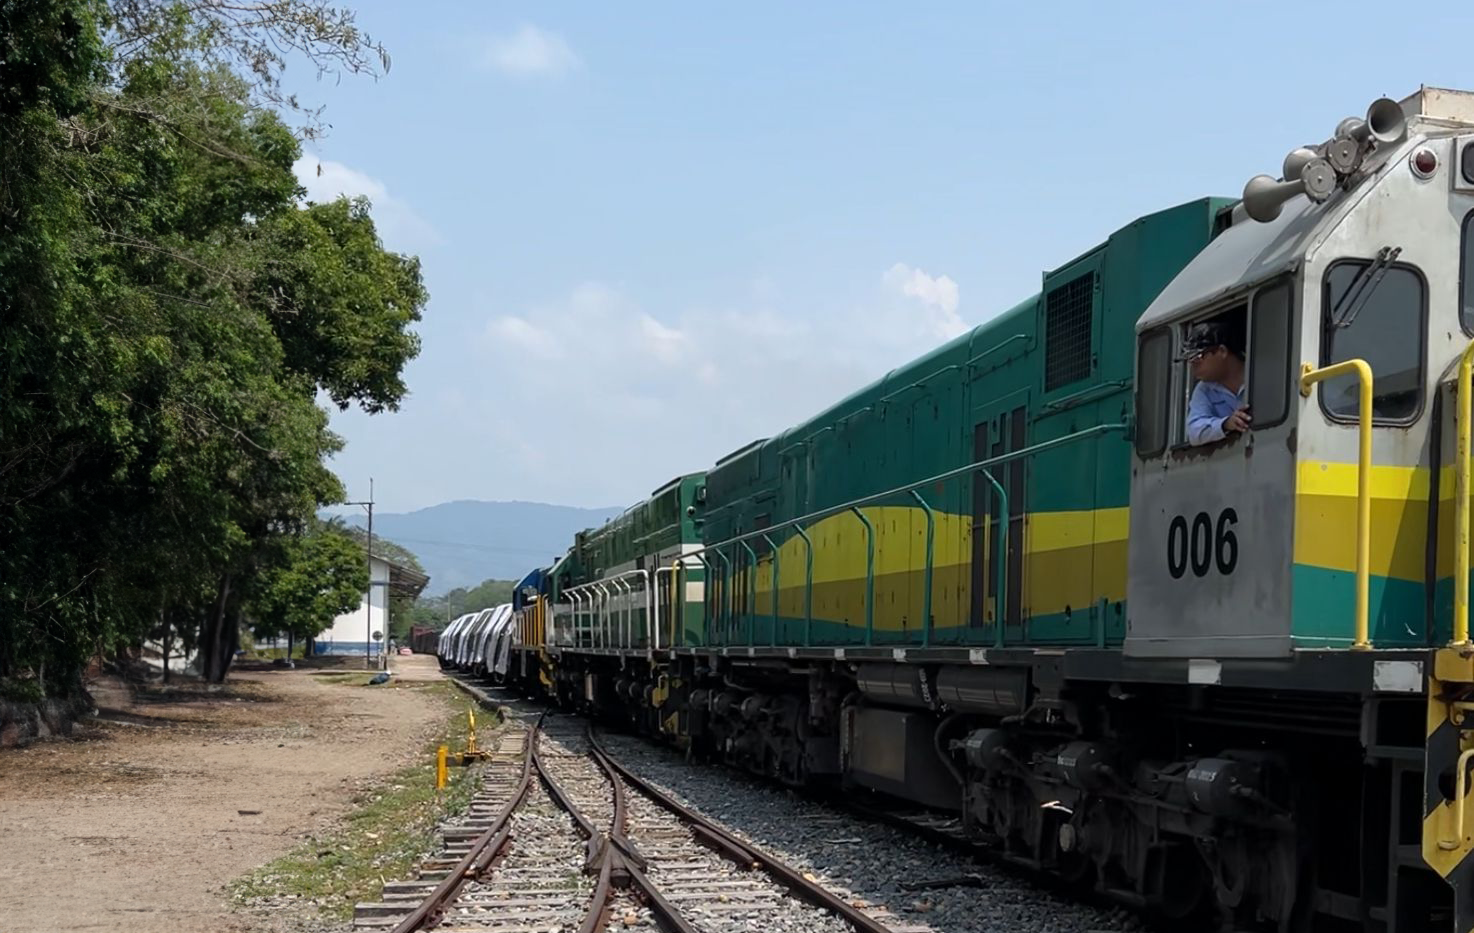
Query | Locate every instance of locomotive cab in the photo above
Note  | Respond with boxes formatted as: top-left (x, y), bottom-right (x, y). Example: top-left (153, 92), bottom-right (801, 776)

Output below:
top-left (1127, 87), bottom-right (1474, 659)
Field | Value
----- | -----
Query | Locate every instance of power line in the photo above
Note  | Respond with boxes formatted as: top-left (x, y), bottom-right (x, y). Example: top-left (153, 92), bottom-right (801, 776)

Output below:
top-left (370, 535), bottom-right (558, 556)
top-left (333, 526), bottom-right (556, 557)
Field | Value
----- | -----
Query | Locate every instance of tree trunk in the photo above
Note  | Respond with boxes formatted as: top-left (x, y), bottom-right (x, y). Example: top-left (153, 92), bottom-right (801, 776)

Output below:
top-left (203, 573), bottom-right (233, 683)
top-left (223, 603), bottom-right (244, 678)
top-left (286, 629), bottom-right (295, 661)
top-left (160, 607), bottom-right (170, 685)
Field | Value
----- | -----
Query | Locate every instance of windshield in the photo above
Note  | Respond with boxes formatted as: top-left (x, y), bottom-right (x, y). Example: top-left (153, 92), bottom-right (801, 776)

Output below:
top-left (1321, 260), bottom-right (1426, 422)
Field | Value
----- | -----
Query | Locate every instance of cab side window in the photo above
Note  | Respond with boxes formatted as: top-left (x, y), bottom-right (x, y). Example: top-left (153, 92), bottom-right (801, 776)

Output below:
top-left (1134, 328), bottom-right (1172, 457)
top-left (1462, 211), bottom-right (1473, 334)
top-left (1248, 281), bottom-right (1292, 428)
top-left (1321, 261), bottom-right (1426, 422)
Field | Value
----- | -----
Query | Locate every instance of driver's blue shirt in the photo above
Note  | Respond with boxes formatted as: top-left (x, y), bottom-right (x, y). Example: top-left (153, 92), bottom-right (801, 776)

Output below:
top-left (1187, 381), bottom-right (1246, 445)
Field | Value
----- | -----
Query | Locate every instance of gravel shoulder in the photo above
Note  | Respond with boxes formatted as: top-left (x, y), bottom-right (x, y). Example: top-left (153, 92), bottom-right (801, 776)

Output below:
top-left (0, 654), bottom-right (453, 933)
top-left (596, 731), bottom-right (1140, 933)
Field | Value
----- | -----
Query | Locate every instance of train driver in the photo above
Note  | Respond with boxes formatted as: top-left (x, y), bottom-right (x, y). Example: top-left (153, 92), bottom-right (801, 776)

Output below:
top-left (1180, 321), bottom-right (1250, 446)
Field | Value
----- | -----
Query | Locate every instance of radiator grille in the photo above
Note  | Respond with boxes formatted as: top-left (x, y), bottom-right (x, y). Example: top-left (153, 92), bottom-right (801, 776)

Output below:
top-left (1044, 273), bottom-right (1095, 391)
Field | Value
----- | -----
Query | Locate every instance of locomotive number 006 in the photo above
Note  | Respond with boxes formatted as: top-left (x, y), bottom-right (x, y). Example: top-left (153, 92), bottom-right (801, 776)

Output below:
top-left (1167, 508), bottom-right (1238, 579)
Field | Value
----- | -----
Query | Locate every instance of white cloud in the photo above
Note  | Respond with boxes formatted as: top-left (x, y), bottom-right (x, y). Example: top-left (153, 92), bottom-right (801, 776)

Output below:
top-left (481, 24), bottom-right (580, 77)
top-left (488, 316), bottom-right (561, 360)
top-left (293, 155), bottom-right (441, 252)
top-left (469, 269), bottom-right (972, 505)
top-left (639, 314), bottom-right (688, 364)
top-left (884, 263), bottom-right (966, 339)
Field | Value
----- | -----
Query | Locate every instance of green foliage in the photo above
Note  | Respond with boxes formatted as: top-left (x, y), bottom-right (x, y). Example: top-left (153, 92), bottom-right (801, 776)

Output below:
top-left (259, 197), bottom-right (426, 413)
top-left (340, 524), bottom-right (423, 573)
top-left (249, 524), bottom-right (369, 643)
top-left (461, 578), bottom-right (516, 611)
top-left (406, 578), bottom-right (519, 635)
top-left (0, 0), bottom-right (104, 118)
top-left (0, 677), bottom-right (46, 704)
top-left (0, 1), bottom-right (423, 693)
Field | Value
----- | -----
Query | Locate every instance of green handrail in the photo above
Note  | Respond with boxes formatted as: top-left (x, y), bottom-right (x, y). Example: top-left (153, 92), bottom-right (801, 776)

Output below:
top-left (979, 469), bottom-right (1008, 648)
top-left (795, 525), bottom-right (814, 646)
top-left (687, 424), bottom-right (1122, 560)
top-left (680, 423), bottom-right (1126, 645)
top-left (741, 540), bottom-right (758, 646)
top-left (675, 564), bottom-right (684, 648)
top-left (763, 533), bottom-right (780, 645)
top-left (711, 548), bottom-right (732, 646)
top-left (910, 489), bottom-right (935, 646)
top-left (851, 507), bottom-right (876, 646)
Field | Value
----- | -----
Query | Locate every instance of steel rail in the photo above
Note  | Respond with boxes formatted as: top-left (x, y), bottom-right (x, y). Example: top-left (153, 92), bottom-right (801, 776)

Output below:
top-left (531, 737), bottom-right (621, 933)
top-left (587, 728), bottom-right (898, 933)
top-left (535, 722), bottom-right (698, 933)
top-left (388, 713), bottom-right (544, 933)
top-left (583, 740), bottom-right (700, 933)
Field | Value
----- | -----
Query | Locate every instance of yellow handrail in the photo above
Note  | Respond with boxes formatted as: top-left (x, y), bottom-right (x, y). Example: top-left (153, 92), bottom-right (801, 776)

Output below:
top-left (1441, 747), bottom-right (1474, 850)
top-left (1300, 359), bottom-right (1375, 651)
top-left (1455, 340), bottom-right (1474, 646)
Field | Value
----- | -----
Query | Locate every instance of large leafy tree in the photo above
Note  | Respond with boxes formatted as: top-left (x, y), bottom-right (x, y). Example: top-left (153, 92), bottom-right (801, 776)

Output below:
top-left (0, 0), bottom-right (425, 694)
top-left (249, 523), bottom-right (369, 651)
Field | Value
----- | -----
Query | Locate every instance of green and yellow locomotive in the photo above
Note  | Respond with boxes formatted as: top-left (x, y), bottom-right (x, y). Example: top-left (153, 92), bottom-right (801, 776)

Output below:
top-left (489, 86), bottom-right (1474, 933)
top-left (515, 473), bottom-right (708, 712)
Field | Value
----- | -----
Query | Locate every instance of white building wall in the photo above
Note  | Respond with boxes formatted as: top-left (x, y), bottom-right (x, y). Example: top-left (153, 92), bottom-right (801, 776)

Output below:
top-left (317, 555), bottom-right (389, 655)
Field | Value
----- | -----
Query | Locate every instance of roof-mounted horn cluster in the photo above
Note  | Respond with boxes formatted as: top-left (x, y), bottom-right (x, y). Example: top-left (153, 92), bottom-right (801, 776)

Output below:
top-left (1241, 98), bottom-right (1409, 223)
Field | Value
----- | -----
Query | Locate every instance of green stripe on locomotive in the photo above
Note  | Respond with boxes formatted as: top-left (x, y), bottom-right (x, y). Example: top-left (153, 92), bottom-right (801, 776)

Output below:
top-left (699, 197), bottom-right (1236, 648)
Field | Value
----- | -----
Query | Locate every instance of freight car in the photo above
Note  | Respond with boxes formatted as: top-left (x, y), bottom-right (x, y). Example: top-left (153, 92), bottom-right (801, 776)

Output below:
top-left (407, 624), bottom-right (440, 655)
top-left (496, 87), bottom-right (1474, 933)
top-left (433, 605), bottom-right (516, 678)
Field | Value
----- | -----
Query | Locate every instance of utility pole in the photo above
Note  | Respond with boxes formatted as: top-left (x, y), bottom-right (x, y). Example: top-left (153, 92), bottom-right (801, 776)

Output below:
top-left (345, 478), bottom-right (375, 670)
top-left (365, 477), bottom-right (374, 669)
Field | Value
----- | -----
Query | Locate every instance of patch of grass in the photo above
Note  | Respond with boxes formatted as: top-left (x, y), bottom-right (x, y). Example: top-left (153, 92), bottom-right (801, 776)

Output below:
top-left (230, 683), bottom-right (501, 921)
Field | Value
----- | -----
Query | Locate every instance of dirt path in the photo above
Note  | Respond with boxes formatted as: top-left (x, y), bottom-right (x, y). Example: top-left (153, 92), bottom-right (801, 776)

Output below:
top-left (0, 654), bottom-right (452, 933)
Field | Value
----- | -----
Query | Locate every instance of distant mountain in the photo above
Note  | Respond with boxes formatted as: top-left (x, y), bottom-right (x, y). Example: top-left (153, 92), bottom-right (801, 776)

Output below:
top-left (331, 500), bottom-right (623, 595)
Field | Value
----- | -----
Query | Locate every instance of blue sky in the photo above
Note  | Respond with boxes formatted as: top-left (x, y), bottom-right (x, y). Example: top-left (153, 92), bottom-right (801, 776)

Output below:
top-left (294, 1), bottom-right (1473, 512)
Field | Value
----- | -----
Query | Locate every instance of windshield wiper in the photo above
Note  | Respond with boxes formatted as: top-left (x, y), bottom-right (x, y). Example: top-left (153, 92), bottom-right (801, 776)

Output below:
top-left (1329, 245), bottom-right (1402, 330)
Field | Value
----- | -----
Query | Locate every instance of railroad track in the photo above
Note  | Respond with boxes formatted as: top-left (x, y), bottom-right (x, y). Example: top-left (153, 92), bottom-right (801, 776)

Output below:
top-left (353, 706), bottom-right (918, 933)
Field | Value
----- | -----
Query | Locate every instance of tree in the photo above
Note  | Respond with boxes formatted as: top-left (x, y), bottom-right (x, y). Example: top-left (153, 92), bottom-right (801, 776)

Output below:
top-left (463, 579), bottom-right (517, 610)
top-left (0, 0), bottom-right (425, 695)
top-left (249, 524), bottom-right (368, 653)
top-left (257, 197), bottom-right (425, 413)
top-left (402, 578), bottom-right (520, 636)
top-left (340, 525), bottom-right (423, 573)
